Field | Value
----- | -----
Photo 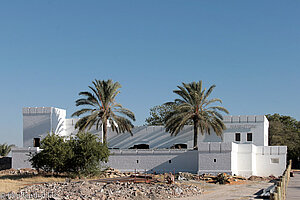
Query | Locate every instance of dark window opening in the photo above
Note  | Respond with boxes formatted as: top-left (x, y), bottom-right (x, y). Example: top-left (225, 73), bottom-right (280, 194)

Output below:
top-left (247, 133), bottom-right (252, 141)
top-left (169, 160), bottom-right (172, 163)
top-left (129, 144), bottom-right (149, 149)
top-left (33, 138), bottom-right (40, 147)
top-left (170, 144), bottom-right (187, 149)
top-left (136, 160), bottom-right (139, 163)
top-left (214, 159), bottom-right (217, 163)
top-left (235, 133), bottom-right (241, 142)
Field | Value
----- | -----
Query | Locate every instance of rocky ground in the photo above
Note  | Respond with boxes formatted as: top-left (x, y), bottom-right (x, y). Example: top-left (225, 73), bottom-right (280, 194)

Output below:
top-left (0, 168), bottom-right (39, 176)
top-left (0, 168), bottom-right (277, 200)
top-left (1, 181), bottom-right (203, 200)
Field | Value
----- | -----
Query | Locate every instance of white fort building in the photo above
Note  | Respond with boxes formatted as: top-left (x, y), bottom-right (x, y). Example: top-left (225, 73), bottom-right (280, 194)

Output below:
top-left (12, 107), bottom-right (287, 177)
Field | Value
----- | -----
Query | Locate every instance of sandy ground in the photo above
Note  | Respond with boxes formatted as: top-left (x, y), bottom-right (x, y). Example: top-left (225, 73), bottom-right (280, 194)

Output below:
top-left (0, 174), bottom-right (65, 193)
top-left (173, 180), bottom-right (273, 200)
top-left (286, 171), bottom-right (300, 200)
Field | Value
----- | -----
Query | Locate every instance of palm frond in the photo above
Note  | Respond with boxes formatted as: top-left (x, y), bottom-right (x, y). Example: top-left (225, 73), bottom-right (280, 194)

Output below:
top-left (164, 81), bottom-right (229, 148)
top-left (72, 79), bottom-right (135, 142)
top-left (71, 108), bottom-right (94, 117)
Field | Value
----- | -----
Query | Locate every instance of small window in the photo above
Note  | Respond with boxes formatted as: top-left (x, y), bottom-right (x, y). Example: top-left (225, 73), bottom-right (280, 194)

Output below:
top-left (271, 158), bottom-right (279, 164)
top-left (235, 133), bottom-right (241, 142)
top-left (169, 160), bottom-right (172, 163)
top-left (136, 160), bottom-right (139, 163)
top-left (214, 159), bottom-right (217, 163)
top-left (129, 144), bottom-right (150, 149)
top-left (247, 133), bottom-right (252, 141)
top-left (33, 138), bottom-right (40, 147)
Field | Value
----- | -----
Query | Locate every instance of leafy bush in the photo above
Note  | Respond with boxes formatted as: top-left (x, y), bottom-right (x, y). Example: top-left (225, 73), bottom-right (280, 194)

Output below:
top-left (30, 133), bottom-right (71, 173)
top-left (30, 132), bottom-right (109, 176)
top-left (67, 132), bottom-right (109, 177)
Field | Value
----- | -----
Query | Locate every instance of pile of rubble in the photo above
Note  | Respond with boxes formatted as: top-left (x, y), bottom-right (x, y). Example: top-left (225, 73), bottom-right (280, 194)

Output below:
top-left (177, 172), bottom-right (247, 184)
top-left (98, 168), bottom-right (132, 179)
top-left (2, 181), bottom-right (203, 200)
top-left (0, 168), bottom-right (38, 175)
top-left (248, 175), bottom-right (277, 181)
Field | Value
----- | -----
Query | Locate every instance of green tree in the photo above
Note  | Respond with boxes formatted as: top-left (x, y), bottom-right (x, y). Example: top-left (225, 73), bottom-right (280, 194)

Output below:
top-left (165, 81), bottom-right (229, 149)
top-left (0, 143), bottom-right (15, 157)
top-left (30, 133), bottom-right (71, 173)
top-left (267, 114), bottom-right (300, 168)
top-left (68, 132), bottom-right (109, 177)
top-left (30, 132), bottom-right (110, 176)
top-left (72, 79), bottom-right (136, 143)
top-left (145, 104), bottom-right (177, 125)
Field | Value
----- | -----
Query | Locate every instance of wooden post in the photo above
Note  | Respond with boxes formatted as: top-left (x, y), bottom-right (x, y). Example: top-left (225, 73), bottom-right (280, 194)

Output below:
top-left (277, 181), bottom-right (282, 200)
top-left (270, 192), bottom-right (274, 200)
top-left (269, 160), bottom-right (292, 200)
top-left (275, 191), bottom-right (279, 200)
top-left (282, 177), bottom-right (287, 200)
top-left (134, 169), bottom-right (136, 183)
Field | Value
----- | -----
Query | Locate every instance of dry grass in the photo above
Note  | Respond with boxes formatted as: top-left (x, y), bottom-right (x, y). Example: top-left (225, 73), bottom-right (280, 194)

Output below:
top-left (0, 174), bottom-right (65, 193)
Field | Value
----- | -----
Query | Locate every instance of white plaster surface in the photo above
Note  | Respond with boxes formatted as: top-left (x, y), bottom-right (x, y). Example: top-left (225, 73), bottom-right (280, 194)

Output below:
top-left (13, 107), bottom-right (287, 177)
top-left (12, 147), bottom-right (41, 169)
top-left (196, 142), bottom-right (286, 177)
top-left (23, 107), bottom-right (66, 147)
top-left (107, 149), bottom-right (198, 173)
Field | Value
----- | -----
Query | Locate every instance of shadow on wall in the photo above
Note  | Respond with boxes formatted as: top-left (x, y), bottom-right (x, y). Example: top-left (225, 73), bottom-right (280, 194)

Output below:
top-left (23, 116), bottom-right (51, 147)
top-left (107, 126), bottom-right (223, 149)
top-left (108, 150), bottom-right (198, 174)
top-left (149, 151), bottom-right (198, 174)
top-left (54, 117), bottom-right (65, 135)
top-left (108, 126), bottom-right (195, 149)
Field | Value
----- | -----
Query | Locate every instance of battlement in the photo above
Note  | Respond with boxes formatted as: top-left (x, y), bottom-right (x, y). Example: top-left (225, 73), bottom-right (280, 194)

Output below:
top-left (23, 107), bottom-right (53, 114)
top-left (198, 142), bottom-right (233, 153)
top-left (22, 107), bottom-right (66, 115)
top-left (198, 142), bottom-right (287, 155)
top-left (223, 115), bottom-right (267, 123)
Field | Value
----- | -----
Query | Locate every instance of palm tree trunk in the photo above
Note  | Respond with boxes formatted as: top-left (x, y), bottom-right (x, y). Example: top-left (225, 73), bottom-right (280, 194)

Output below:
top-left (103, 120), bottom-right (107, 143)
top-left (193, 118), bottom-right (198, 150)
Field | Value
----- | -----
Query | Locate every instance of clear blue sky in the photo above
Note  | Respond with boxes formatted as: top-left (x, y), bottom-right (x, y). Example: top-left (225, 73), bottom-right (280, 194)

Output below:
top-left (0, 1), bottom-right (299, 147)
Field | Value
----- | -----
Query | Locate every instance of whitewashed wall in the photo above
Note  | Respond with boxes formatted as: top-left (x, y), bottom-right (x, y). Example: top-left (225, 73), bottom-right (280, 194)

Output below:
top-left (12, 144), bottom-right (286, 177)
top-left (235, 144), bottom-right (256, 177)
top-left (255, 146), bottom-right (287, 176)
top-left (12, 147), bottom-right (41, 169)
top-left (18, 107), bottom-right (286, 177)
top-left (23, 107), bottom-right (269, 149)
top-left (23, 107), bottom-right (66, 147)
top-left (223, 115), bottom-right (268, 146)
top-left (197, 142), bottom-right (287, 177)
top-left (198, 142), bottom-right (233, 175)
top-left (107, 149), bottom-right (198, 173)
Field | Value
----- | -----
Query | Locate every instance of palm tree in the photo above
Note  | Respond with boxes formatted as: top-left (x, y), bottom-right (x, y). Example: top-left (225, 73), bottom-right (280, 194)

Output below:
top-left (165, 81), bottom-right (229, 149)
top-left (71, 79), bottom-right (136, 143)
top-left (0, 143), bottom-right (15, 157)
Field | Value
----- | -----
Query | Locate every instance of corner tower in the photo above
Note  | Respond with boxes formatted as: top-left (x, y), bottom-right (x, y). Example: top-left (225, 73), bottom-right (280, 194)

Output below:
top-left (23, 107), bottom-right (66, 147)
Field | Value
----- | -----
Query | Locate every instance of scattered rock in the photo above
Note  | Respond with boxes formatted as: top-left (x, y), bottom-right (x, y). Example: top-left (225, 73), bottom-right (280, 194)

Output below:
top-left (1, 180), bottom-right (203, 200)
top-left (248, 175), bottom-right (277, 181)
top-left (0, 168), bottom-right (39, 175)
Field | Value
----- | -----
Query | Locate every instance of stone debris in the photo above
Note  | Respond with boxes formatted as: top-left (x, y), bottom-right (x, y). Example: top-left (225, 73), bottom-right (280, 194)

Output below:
top-left (177, 172), bottom-right (247, 184)
top-left (1, 181), bottom-right (203, 200)
top-left (98, 168), bottom-right (133, 179)
top-left (248, 175), bottom-right (277, 181)
top-left (0, 168), bottom-right (39, 175)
